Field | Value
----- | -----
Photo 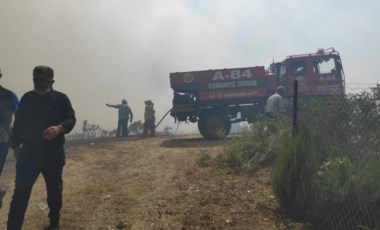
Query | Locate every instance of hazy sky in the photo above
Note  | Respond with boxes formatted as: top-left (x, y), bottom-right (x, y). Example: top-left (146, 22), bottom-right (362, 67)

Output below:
top-left (1, 0), bottom-right (379, 133)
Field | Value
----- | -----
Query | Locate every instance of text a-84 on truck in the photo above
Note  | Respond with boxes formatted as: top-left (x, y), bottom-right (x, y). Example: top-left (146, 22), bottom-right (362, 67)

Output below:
top-left (169, 47), bottom-right (345, 140)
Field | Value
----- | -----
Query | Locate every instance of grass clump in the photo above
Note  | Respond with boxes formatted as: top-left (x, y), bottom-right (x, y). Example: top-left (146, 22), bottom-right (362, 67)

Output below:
top-left (196, 150), bottom-right (212, 168)
top-left (218, 115), bottom-right (290, 172)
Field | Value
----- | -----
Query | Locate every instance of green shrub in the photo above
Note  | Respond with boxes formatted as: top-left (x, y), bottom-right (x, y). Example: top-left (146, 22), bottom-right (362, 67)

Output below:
top-left (196, 150), bottom-right (212, 168)
top-left (272, 85), bottom-right (380, 228)
top-left (271, 127), bottom-right (317, 220)
top-left (317, 156), bottom-right (353, 202)
top-left (313, 157), bottom-right (380, 229)
top-left (317, 156), bottom-right (380, 203)
top-left (219, 115), bottom-right (290, 172)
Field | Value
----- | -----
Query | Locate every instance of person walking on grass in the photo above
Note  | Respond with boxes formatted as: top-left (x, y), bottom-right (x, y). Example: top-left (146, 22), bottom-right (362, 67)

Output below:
top-left (106, 99), bottom-right (133, 137)
top-left (7, 66), bottom-right (76, 230)
top-left (0, 67), bottom-right (19, 209)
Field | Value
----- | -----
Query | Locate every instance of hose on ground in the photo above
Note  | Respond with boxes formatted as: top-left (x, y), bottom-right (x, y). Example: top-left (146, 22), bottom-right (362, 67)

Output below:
top-left (155, 109), bottom-right (172, 129)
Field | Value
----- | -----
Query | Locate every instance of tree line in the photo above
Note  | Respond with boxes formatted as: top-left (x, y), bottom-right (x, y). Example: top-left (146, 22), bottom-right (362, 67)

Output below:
top-left (66, 120), bottom-right (173, 140)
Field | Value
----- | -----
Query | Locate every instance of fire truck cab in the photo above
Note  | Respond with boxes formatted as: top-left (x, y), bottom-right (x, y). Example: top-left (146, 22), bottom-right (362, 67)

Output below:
top-left (273, 47), bottom-right (345, 96)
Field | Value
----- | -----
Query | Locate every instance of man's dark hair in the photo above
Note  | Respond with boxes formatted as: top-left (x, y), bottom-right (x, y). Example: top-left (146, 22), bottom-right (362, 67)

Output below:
top-left (33, 66), bottom-right (54, 80)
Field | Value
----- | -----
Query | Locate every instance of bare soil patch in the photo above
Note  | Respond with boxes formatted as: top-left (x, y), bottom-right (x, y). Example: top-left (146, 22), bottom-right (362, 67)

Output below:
top-left (0, 135), bottom-right (303, 229)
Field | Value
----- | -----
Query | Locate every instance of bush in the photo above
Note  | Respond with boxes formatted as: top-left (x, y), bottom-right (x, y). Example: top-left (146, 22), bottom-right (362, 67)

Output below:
top-left (316, 157), bottom-right (380, 205)
top-left (317, 156), bottom-right (353, 202)
top-left (271, 127), bottom-right (317, 220)
top-left (196, 150), bottom-right (212, 168)
top-left (219, 115), bottom-right (290, 172)
top-left (313, 157), bottom-right (380, 229)
top-left (272, 85), bottom-right (380, 229)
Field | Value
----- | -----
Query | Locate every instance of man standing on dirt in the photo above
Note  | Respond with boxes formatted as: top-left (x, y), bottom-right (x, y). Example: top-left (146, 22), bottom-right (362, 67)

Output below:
top-left (143, 100), bottom-right (156, 137)
top-left (106, 99), bottom-right (133, 137)
top-left (0, 68), bottom-right (19, 209)
top-left (7, 66), bottom-right (76, 230)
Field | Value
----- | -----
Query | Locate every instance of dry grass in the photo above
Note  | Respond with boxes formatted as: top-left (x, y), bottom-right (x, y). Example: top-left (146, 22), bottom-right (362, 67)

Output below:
top-left (0, 135), bottom-right (304, 229)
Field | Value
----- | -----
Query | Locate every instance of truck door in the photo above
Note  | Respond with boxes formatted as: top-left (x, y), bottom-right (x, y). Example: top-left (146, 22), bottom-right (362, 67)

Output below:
top-left (311, 55), bottom-right (344, 95)
top-left (284, 58), bottom-right (315, 95)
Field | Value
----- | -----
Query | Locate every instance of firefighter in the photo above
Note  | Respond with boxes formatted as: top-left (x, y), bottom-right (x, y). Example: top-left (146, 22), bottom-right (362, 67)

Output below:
top-left (143, 100), bottom-right (155, 137)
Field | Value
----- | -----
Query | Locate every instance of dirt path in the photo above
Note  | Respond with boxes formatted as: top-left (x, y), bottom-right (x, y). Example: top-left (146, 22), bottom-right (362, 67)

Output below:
top-left (0, 135), bottom-right (300, 229)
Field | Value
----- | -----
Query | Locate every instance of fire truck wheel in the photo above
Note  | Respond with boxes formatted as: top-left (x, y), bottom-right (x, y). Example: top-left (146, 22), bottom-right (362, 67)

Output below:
top-left (197, 120), bottom-right (206, 137)
top-left (198, 109), bottom-right (231, 140)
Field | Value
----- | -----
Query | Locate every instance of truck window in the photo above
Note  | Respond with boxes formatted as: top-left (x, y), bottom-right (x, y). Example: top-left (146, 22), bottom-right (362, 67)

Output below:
top-left (313, 57), bottom-right (336, 74)
top-left (281, 64), bottom-right (287, 76)
top-left (290, 61), bottom-right (306, 76)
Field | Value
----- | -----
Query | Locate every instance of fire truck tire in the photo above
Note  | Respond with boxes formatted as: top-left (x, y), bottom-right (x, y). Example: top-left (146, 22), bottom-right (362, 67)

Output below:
top-left (197, 120), bottom-right (206, 137)
top-left (198, 109), bottom-right (231, 140)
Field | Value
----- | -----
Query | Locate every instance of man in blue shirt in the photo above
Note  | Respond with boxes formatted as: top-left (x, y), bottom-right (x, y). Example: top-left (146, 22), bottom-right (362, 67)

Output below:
top-left (0, 68), bottom-right (19, 209)
top-left (106, 99), bottom-right (133, 137)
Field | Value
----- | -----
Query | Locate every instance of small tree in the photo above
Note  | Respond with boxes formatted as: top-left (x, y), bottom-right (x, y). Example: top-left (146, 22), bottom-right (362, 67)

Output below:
top-left (129, 120), bottom-right (143, 135)
top-left (81, 120), bottom-right (111, 138)
top-left (160, 126), bottom-right (173, 136)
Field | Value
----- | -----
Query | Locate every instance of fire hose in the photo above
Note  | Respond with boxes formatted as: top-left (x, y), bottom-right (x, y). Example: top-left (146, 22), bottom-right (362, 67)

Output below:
top-left (155, 109), bottom-right (172, 129)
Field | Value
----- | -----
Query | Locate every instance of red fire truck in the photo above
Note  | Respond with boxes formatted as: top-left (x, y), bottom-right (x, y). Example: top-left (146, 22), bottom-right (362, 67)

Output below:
top-left (170, 48), bottom-right (345, 139)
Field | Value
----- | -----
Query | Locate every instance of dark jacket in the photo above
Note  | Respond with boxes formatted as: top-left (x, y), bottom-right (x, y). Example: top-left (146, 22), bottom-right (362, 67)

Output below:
top-left (11, 90), bottom-right (76, 152)
top-left (0, 86), bottom-right (18, 134)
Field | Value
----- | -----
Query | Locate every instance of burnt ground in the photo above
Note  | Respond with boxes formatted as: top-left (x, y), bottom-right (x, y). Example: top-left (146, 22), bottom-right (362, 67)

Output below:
top-left (0, 135), bottom-right (305, 229)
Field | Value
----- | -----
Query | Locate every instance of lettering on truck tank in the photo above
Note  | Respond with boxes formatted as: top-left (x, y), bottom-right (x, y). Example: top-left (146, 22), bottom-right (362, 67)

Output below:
top-left (213, 69), bottom-right (253, 81)
top-left (208, 80), bottom-right (258, 90)
top-left (209, 81), bottom-right (236, 90)
top-left (237, 80), bottom-right (257, 87)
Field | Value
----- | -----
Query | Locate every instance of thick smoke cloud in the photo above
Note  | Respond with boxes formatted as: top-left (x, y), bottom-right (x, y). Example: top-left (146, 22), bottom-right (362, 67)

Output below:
top-left (1, 0), bottom-right (379, 133)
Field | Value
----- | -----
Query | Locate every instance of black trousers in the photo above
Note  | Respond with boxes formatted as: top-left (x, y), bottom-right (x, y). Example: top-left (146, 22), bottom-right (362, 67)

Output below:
top-left (7, 146), bottom-right (65, 230)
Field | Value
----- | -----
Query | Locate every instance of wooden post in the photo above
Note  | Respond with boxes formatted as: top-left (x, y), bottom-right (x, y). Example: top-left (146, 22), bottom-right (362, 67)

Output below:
top-left (292, 80), bottom-right (299, 136)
